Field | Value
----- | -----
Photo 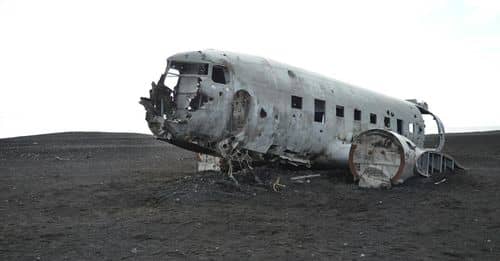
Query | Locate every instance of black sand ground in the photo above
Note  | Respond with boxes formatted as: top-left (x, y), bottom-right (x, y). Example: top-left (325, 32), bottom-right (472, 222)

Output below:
top-left (1, 131), bottom-right (499, 260)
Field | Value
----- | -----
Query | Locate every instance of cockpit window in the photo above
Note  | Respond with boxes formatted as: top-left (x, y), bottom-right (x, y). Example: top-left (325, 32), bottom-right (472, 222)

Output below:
top-left (170, 61), bottom-right (208, 75)
top-left (212, 65), bottom-right (229, 84)
top-left (163, 68), bottom-right (180, 90)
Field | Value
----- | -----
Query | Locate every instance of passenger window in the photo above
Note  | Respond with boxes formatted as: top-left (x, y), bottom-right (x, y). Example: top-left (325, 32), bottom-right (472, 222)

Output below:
top-left (336, 105), bottom-right (344, 117)
top-left (384, 117), bottom-right (391, 128)
top-left (354, 109), bottom-right (361, 121)
top-left (397, 119), bottom-right (403, 134)
top-left (291, 95), bottom-right (302, 109)
top-left (370, 113), bottom-right (377, 124)
top-left (409, 123), bottom-right (414, 134)
top-left (314, 99), bottom-right (326, 123)
top-left (212, 65), bottom-right (228, 84)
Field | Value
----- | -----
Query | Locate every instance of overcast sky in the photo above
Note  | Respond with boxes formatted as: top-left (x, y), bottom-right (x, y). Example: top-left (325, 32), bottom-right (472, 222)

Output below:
top-left (1, 0), bottom-right (499, 138)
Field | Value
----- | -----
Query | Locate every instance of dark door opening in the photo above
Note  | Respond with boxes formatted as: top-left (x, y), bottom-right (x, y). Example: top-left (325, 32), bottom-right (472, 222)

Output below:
top-left (314, 99), bottom-right (325, 123)
top-left (397, 119), bottom-right (403, 134)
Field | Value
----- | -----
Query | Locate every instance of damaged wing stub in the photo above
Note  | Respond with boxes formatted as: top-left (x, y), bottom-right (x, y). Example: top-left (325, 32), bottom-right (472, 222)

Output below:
top-left (349, 130), bottom-right (415, 188)
top-left (348, 129), bottom-right (464, 188)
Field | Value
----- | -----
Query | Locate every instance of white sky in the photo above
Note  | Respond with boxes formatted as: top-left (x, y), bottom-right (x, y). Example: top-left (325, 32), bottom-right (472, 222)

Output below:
top-left (0, 0), bottom-right (499, 138)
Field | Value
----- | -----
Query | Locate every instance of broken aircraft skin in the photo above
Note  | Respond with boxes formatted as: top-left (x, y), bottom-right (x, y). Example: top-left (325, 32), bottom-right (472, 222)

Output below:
top-left (140, 50), bottom-right (463, 188)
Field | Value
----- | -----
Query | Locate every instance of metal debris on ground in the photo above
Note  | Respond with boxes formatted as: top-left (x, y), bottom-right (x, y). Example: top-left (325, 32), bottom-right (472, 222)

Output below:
top-left (434, 178), bottom-right (447, 185)
top-left (290, 174), bottom-right (321, 182)
top-left (272, 176), bottom-right (286, 192)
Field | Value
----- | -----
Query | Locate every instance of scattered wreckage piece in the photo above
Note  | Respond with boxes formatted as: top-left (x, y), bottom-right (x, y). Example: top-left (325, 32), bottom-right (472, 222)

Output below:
top-left (290, 174), bottom-right (321, 181)
top-left (271, 177), bottom-right (286, 192)
top-left (289, 174), bottom-right (321, 184)
top-left (140, 49), bottom-right (463, 189)
top-left (196, 153), bottom-right (221, 172)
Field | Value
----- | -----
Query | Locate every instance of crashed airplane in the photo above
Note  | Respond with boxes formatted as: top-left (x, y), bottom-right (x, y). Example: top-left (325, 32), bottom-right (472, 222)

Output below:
top-left (140, 50), bottom-right (462, 188)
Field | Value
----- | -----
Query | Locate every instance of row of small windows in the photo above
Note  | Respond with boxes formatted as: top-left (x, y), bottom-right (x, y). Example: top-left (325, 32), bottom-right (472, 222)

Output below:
top-left (291, 95), bottom-right (406, 135)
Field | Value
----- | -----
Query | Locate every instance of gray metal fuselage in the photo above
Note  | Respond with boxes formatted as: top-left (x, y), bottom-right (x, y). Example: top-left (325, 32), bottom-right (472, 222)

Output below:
top-left (142, 50), bottom-right (426, 168)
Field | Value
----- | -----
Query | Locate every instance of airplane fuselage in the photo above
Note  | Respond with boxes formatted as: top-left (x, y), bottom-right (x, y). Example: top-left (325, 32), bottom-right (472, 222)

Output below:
top-left (141, 50), bottom-right (428, 169)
